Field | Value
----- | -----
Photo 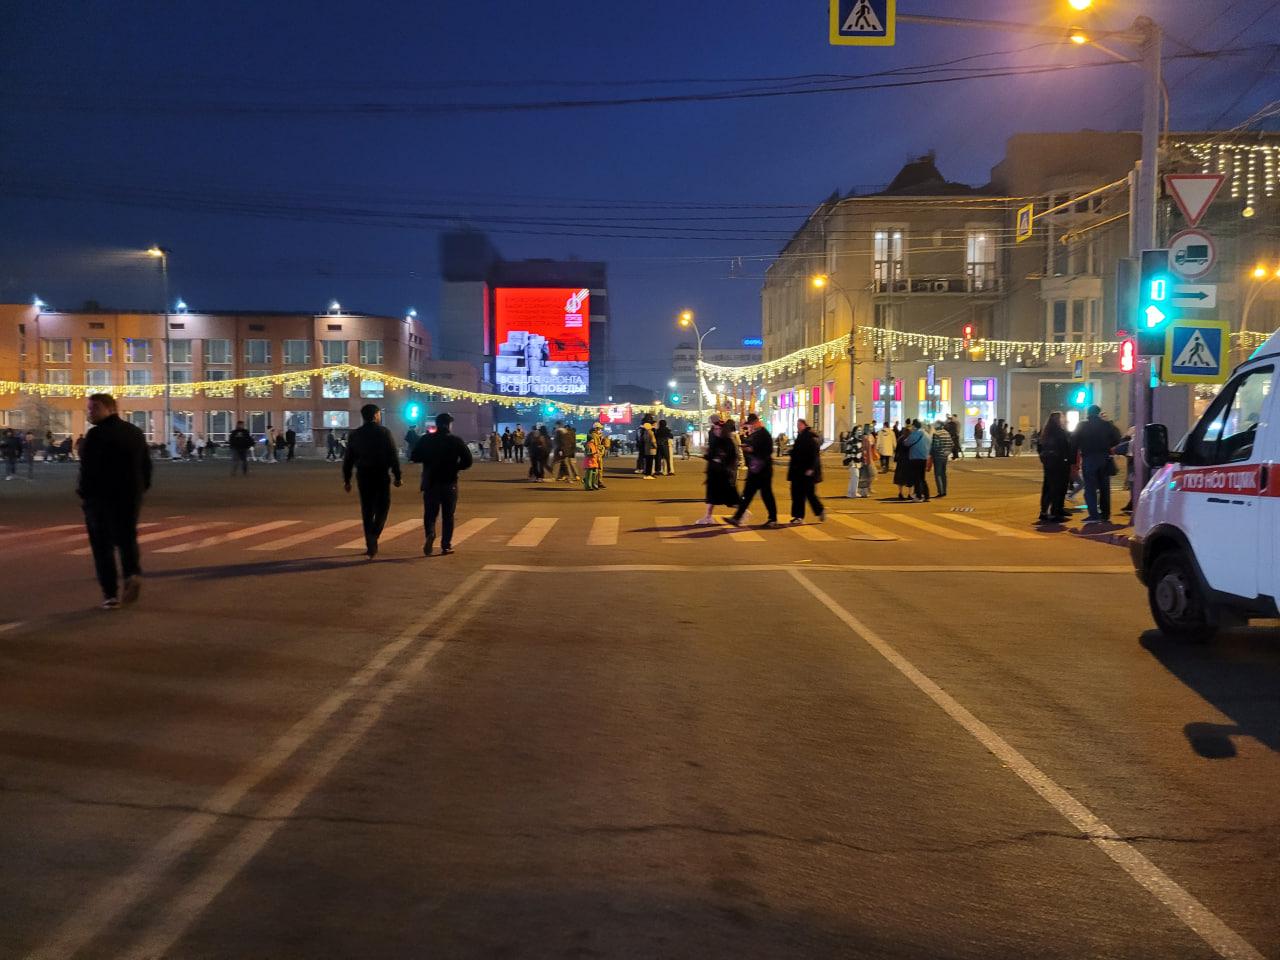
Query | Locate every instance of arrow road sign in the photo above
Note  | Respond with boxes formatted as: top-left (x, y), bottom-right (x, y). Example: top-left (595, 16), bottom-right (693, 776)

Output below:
top-left (830, 0), bottom-right (895, 46)
top-left (1170, 283), bottom-right (1217, 310)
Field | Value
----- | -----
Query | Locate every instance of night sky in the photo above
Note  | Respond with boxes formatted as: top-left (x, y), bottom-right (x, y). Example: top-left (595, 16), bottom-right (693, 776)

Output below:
top-left (2, 0), bottom-right (1277, 389)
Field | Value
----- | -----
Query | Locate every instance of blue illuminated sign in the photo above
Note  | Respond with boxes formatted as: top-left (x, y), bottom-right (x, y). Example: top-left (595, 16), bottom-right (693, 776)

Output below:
top-left (742, 337), bottom-right (764, 348)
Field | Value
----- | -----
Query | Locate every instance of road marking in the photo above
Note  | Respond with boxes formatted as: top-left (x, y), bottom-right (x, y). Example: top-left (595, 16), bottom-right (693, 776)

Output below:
top-left (67, 523), bottom-right (226, 556)
top-left (508, 517), bottom-right (557, 547)
top-left (939, 514), bottom-right (1044, 539)
top-left (0, 523), bottom-right (81, 544)
top-left (717, 518), bottom-right (765, 541)
top-left (247, 519), bottom-right (361, 551)
top-left (38, 523), bottom-right (161, 553)
top-left (113, 572), bottom-right (509, 960)
top-left (0, 621), bottom-right (21, 635)
top-left (337, 517), bottom-right (420, 550)
top-left (828, 513), bottom-right (904, 540)
top-left (26, 570), bottom-right (497, 960)
top-left (656, 516), bottom-right (691, 541)
top-left (788, 522), bottom-right (836, 541)
top-left (450, 517), bottom-right (497, 545)
top-left (788, 568), bottom-right (1264, 960)
top-left (155, 520), bottom-right (302, 554)
top-left (587, 516), bottom-right (619, 546)
top-left (485, 563), bottom-right (1136, 575)
top-left (883, 512), bottom-right (979, 540)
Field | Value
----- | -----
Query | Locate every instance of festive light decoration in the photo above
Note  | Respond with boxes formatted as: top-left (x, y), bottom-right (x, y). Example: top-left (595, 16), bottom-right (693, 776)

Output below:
top-left (0, 364), bottom-right (688, 420)
top-left (1175, 138), bottom-right (1278, 215)
top-left (699, 326), bottom-right (1271, 383)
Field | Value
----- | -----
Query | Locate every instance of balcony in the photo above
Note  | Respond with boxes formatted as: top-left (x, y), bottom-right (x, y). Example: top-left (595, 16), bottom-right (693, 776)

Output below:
top-left (872, 272), bottom-right (1004, 296)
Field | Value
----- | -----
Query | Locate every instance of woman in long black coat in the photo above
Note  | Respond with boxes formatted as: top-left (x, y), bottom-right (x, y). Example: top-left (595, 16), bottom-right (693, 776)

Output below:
top-left (697, 417), bottom-right (740, 524)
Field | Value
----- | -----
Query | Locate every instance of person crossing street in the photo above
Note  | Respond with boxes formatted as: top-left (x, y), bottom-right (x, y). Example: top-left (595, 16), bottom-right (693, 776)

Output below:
top-left (228, 420), bottom-right (253, 475)
top-left (787, 418), bottom-right (825, 523)
top-left (727, 413), bottom-right (778, 528)
top-left (78, 393), bottom-right (152, 609)
top-left (342, 404), bottom-right (402, 559)
top-left (411, 411), bottom-right (473, 556)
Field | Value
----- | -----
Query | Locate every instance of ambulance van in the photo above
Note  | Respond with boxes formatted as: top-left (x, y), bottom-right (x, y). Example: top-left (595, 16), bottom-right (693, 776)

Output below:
top-left (1131, 328), bottom-right (1280, 641)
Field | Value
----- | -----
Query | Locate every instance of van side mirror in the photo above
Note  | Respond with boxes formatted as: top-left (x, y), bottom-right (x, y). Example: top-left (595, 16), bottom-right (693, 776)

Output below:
top-left (1144, 423), bottom-right (1171, 468)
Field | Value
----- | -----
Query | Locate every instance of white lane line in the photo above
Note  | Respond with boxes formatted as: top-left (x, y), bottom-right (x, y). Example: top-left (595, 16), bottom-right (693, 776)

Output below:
top-left (587, 516), bottom-right (619, 546)
top-left (940, 514), bottom-right (1044, 540)
top-left (67, 523), bottom-right (226, 557)
top-left (248, 519), bottom-right (361, 552)
top-left (656, 516), bottom-right (691, 542)
top-left (0, 523), bottom-right (81, 544)
top-left (828, 513), bottom-right (904, 541)
top-left (26, 570), bottom-right (496, 960)
top-left (788, 522), bottom-right (836, 541)
top-left (115, 572), bottom-right (509, 960)
top-left (883, 512), bottom-right (979, 541)
top-left (788, 569), bottom-right (1264, 960)
top-left (508, 517), bottom-right (557, 547)
top-left (484, 563), bottom-right (1136, 574)
top-left (0, 621), bottom-right (21, 635)
top-left (40, 523), bottom-right (160, 553)
top-left (156, 520), bottom-right (302, 554)
top-left (337, 517), bottom-right (420, 550)
top-left (716, 518), bottom-right (765, 542)
top-left (449, 517), bottom-right (496, 546)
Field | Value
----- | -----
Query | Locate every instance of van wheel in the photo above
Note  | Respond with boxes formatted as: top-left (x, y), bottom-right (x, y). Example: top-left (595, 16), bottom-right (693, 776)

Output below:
top-left (1148, 550), bottom-right (1217, 642)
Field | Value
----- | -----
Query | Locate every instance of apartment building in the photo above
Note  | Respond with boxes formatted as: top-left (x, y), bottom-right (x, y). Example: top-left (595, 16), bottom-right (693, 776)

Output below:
top-left (0, 304), bottom-right (480, 446)
top-left (670, 340), bottom-right (761, 410)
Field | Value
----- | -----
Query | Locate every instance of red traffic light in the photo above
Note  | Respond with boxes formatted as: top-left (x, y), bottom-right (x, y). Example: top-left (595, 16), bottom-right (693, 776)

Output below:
top-left (1120, 338), bottom-right (1137, 373)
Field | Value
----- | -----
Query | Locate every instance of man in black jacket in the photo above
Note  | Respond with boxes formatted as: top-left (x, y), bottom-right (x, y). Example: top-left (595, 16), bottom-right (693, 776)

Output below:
top-left (1074, 404), bottom-right (1122, 523)
top-left (342, 404), bottom-right (402, 559)
top-left (228, 420), bottom-right (253, 476)
top-left (78, 393), bottom-right (152, 609)
top-left (410, 411), bottom-right (473, 555)
top-left (285, 427), bottom-right (297, 461)
top-left (728, 413), bottom-right (779, 528)
top-left (787, 418), bottom-right (825, 523)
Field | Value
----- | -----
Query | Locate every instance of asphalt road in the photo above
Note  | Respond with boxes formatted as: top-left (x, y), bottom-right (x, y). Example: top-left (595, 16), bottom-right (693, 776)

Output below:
top-left (0, 452), bottom-right (1276, 959)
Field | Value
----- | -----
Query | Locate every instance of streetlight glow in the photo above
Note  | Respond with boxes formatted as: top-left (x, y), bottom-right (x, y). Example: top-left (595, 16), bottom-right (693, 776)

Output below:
top-left (678, 309), bottom-right (693, 326)
top-left (146, 245), bottom-right (165, 258)
top-left (811, 274), bottom-right (828, 289)
top-left (668, 379), bottom-right (677, 388)
top-left (1070, 31), bottom-right (1088, 44)
top-left (1068, 0), bottom-right (1092, 10)
top-left (1254, 265), bottom-right (1269, 280)
top-left (32, 296), bottom-right (46, 309)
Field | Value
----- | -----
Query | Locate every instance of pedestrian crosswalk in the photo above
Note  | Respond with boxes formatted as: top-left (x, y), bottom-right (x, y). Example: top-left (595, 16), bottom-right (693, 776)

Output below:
top-left (16, 508), bottom-right (1080, 561)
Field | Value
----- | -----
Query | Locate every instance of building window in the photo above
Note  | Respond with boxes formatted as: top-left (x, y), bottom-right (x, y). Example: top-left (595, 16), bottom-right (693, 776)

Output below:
top-left (205, 338), bottom-right (233, 364)
top-left (42, 338), bottom-right (72, 363)
top-left (244, 370), bottom-right (273, 398)
top-left (323, 410), bottom-right (350, 429)
top-left (283, 339), bottom-right (311, 365)
top-left (206, 411), bottom-right (232, 442)
top-left (169, 339), bottom-right (192, 363)
top-left (284, 410), bottom-right (313, 442)
top-left (873, 229), bottom-right (905, 288)
top-left (247, 411), bottom-right (270, 436)
top-left (360, 378), bottom-right (385, 398)
top-left (1049, 299), bottom-right (1096, 343)
top-left (125, 369), bottom-right (152, 396)
top-left (245, 339), bottom-right (271, 364)
top-left (169, 369), bottom-right (193, 384)
top-left (322, 340), bottom-right (347, 365)
top-left (1051, 300), bottom-right (1068, 342)
top-left (49, 410), bottom-right (73, 436)
top-left (204, 369), bottom-right (231, 381)
top-left (85, 338), bottom-right (112, 363)
top-left (125, 411), bottom-right (152, 439)
top-left (285, 378), bottom-right (312, 399)
top-left (46, 369), bottom-right (71, 385)
top-left (358, 339), bottom-right (384, 365)
top-left (965, 229), bottom-right (998, 291)
top-left (173, 411), bottom-right (194, 436)
top-left (322, 373), bottom-right (350, 398)
top-left (124, 339), bottom-right (152, 364)
top-left (86, 369), bottom-right (111, 387)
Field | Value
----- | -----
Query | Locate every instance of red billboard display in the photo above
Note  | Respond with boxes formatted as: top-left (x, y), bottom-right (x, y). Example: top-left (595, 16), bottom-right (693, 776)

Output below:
top-left (494, 287), bottom-right (590, 396)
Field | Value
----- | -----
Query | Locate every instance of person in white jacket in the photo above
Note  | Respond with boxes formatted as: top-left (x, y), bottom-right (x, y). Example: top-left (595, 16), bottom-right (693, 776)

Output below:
top-left (875, 422), bottom-right (896, 473)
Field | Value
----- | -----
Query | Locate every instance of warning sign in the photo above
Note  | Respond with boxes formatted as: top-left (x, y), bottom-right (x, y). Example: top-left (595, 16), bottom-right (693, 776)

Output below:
top-left (1164, 319), bottom-right (1230, 385)
top-left (830, 0), bottom-right (895, 46)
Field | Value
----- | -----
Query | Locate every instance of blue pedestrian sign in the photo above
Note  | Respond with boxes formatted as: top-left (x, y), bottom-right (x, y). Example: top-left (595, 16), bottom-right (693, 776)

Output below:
top-left (830, 0), bottom-right (895, 46)
top-left (1164, 319), bottom-right (1230, 384)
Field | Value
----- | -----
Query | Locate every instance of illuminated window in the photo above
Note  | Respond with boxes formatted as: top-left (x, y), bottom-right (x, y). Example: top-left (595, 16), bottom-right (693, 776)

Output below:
top-left (322, 373), bottom-right (350, 399)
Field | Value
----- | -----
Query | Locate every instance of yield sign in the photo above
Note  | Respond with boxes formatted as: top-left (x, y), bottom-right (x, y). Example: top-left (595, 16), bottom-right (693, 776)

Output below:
top-left (1164, 173), bottom-right (1224, 227)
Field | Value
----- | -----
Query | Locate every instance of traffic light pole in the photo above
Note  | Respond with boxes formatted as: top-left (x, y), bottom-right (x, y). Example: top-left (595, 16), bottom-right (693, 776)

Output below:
top-left (1130, 17), bottom-right (1162, 506)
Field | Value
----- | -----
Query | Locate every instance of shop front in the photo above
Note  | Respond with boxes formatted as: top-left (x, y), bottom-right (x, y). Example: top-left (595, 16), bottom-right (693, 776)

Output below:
top-left (962, 377), bottom-right (997, 446)
top-left (871, 377), bottom-right (903, 427)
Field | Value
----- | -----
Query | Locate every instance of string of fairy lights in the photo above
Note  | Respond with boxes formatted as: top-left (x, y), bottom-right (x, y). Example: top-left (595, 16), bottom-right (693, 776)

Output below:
top-left (697, 325), bottom-right (1274, 385)
top-left (0, 363), bottom-right (688, 419)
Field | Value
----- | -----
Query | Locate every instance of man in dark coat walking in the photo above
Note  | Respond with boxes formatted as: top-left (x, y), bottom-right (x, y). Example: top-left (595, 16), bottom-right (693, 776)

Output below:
top-left (410, 411), bottom-right (473, 555)
top-left (285, 427), bottom-right (297, 460)
top-left (342, 404), bottom-right (402, 559)
top-left (787, 418), bottom-right (825, 523)
top-left (228, 420), bottom-right (253, 475)
top-left (728, 413), bottom-right (779, 528)
top-left (78, 393), bottom-right (152, 608)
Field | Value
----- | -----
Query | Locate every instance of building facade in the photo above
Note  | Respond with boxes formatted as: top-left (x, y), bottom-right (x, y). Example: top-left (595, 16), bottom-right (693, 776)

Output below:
top-left (759, 132), bottom-right (1280, 442)
top-left (0, 304), bottom-right (481, 447)
top-left (670, 340), bottom-right (761, 412)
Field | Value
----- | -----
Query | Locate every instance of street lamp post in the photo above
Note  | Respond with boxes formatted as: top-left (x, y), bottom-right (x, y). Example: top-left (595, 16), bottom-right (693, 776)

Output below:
top-left (146, 246), bottom-right (173, 459)
top-left (1241, 264), bottom-right (1280, 362)
top-left (678, 310), bottom-right (716, 448)
top-left (812, 274), bottom-right (858, 435)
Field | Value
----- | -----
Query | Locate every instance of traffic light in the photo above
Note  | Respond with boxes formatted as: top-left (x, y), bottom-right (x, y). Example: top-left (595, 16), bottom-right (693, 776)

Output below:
top-left (1137, 248), bottom-right (1173, 355)
top-left (670, 393), bottom-right (681, 404)
top-left (1119, 338), bottom-right (1137, 373)
top-left (404, 401), bottom-right (421, 422)
top-left (962, 323), bottom-right (974, 349)
top-left (1070, 385), bottom-right (1093, 408)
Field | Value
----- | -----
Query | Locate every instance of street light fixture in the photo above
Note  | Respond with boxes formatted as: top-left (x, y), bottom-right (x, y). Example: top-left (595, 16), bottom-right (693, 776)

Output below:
top-left (1068, 0), bottom-right (1092, 10)
top-left (811, 273), bottom-right (859, 434)
top-left (676, 309), bottom-right (716, 446)
top-left (146, 246), bottom-right (175, 459)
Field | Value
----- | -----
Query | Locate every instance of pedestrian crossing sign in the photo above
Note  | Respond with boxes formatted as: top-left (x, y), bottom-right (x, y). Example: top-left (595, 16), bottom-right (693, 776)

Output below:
top-left (1164, 319), bottom-right (1230, 384)
top-left (830, 0), bottom-right (895, 46)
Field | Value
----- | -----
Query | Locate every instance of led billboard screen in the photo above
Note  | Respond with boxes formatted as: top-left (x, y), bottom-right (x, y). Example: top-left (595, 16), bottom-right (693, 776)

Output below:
top-left (494, 287), bottom-right (590, 396)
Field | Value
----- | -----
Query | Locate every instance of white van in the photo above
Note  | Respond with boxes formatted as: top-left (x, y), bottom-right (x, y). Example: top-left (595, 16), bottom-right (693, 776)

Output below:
top-left (1131, 328), bottom-right (1280, 640)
